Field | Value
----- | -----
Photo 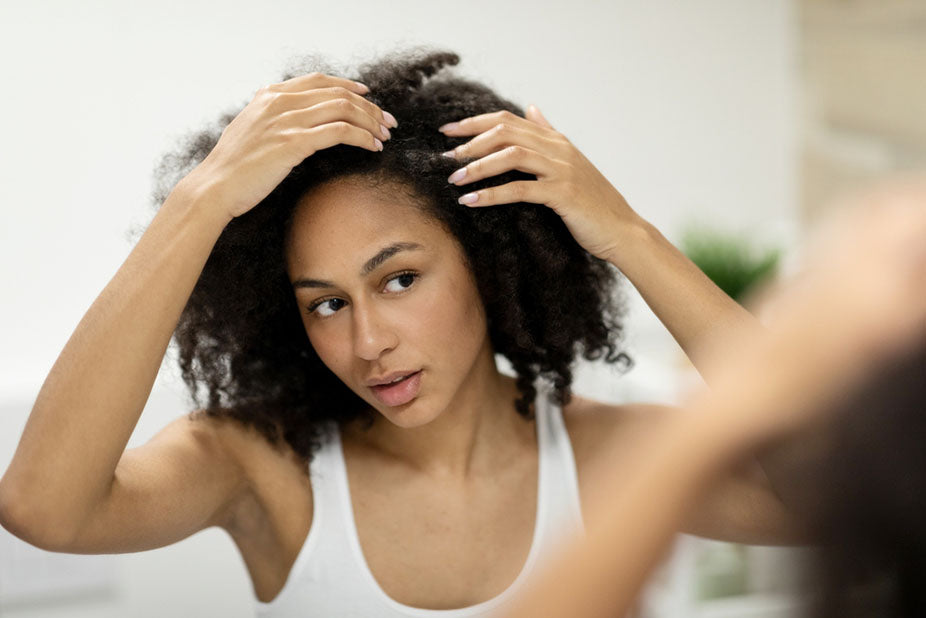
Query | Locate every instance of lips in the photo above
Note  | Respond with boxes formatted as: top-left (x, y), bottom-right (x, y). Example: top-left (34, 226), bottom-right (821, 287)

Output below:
top-left (368, 370), bottom-right (422, 407)
top-left (365, 369), bottom-right (420, 387)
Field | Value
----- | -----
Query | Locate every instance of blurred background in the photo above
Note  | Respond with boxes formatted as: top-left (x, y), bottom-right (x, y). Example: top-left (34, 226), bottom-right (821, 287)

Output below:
top-left (1, 0), bottom-right (922, 616)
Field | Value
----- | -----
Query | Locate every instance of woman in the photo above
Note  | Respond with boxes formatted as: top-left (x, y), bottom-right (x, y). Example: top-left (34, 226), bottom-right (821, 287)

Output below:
top-left (0, 49), bottom-right (800, 616)
top-left (500, 183), bottom-right (926, 617)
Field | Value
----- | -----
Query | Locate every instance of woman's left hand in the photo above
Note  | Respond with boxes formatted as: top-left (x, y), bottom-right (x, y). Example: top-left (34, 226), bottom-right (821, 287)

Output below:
top-left (440, 106), bottom-right (641, 262)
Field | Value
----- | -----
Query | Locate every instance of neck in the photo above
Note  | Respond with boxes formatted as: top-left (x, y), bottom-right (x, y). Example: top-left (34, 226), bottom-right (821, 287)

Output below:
top-left (344, 346), bottom-right (533, 479)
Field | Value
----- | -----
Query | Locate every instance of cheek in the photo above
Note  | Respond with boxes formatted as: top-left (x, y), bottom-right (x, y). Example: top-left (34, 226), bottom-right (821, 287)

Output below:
top-left (305, 324), bottom-right (352, 377)
top-left (418, 271), bottom-right (487, 351)
top-left (456, 286), bottom-right (488, 341)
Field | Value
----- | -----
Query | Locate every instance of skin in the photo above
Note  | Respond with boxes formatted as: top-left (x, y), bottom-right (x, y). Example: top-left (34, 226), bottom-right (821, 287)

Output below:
top-left (441, 105), bottom-right (763, 378)
top-left (269, 169), bottom-right (799, 608)
top-left (282, 177), bottom-right (552, 607)
top-left (501, 184), bottom-right (926, 618)
top-left (285, 176), bottom-right (531, 477)
top-left (245, 98), bottom-right (812, 608)
top-left (0, 70), bottom-right (399, 581)
top-left (0, 71), bottom-right (810, 612)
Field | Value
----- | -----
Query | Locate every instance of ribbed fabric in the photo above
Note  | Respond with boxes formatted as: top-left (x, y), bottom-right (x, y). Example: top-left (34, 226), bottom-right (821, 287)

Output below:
top-left (255, 387), bottom-right (585, 617)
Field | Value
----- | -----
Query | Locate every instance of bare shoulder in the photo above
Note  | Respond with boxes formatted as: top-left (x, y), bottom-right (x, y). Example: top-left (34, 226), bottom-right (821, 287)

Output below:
top-left (185, 409), bottom-right (308, 471)
top-left (186, 410), bottom-right (295, 467)
top-left (183, 410), bottom-right (313, 531)
top-left (562, 395), bottom-right (679, 509)
top-left (180, 411), bottom-right (315, 600)
top-left (562, 394), bottom-right (675, 463)
top-left (561, 396), bottom-right (809, 545)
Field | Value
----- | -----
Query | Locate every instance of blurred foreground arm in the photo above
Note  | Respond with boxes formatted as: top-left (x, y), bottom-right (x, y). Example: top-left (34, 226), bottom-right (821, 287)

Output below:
top-left (503, 179), bottom-right (926, 618)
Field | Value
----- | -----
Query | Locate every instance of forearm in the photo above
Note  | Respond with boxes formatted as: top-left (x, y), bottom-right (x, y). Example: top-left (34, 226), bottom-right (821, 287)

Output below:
top-left (605, 216), bottom-right (763, 382)
top-left (605, 217), bottom-right (816, 522)
top-left (0, 179), bottom-right (230, 543)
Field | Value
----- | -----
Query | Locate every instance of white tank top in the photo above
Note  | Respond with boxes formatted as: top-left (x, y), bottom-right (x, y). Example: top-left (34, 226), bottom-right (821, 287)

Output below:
top-left (254, 387), bottom-right (586, 617)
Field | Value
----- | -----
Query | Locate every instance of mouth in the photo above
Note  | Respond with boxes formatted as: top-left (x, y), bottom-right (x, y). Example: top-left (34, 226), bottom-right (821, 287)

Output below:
top-left (366, 369), bottom-right (420, 387)
top-left (368, 370), bottom-right (422, 407)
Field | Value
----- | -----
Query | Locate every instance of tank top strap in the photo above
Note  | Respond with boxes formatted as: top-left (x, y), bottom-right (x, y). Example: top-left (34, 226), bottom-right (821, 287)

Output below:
top-left (255, 423), bottom-right (367, 616)
top-left (305, 422), bottom-right (339, 531)
top-left (307, 422), bottom-right (367, 561)
top-left (534, 382), bottom-right (587, 543)
top-left (256, 389), bottom-right (588, 617)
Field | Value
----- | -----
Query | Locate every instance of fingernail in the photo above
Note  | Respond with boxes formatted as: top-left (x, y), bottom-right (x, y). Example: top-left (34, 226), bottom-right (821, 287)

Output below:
top-left (380, 124), bottom-right (391, 139)
top-left (383, 111), bottom-right (398, 128)
top-left (448, 168), bottom-right (467, 184)
top-left (354, 81), bottom-right (370, 93)
top-left (458, 192), bottom-right (478, 205)
top-left (441, 150), bottom-right (457, 159)
top-left (439, 122), bottom-right (460, 133)
top-left (374, 138), bottom-right (384, 151)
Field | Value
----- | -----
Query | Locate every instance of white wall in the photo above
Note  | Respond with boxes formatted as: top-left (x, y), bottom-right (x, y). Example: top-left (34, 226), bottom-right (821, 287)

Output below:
top-left (0, 1), bottom-right (798, 616)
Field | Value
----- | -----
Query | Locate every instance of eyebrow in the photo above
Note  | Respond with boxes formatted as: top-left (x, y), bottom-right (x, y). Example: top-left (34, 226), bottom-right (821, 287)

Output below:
top-left (292, 242), bottom-right (424, 290)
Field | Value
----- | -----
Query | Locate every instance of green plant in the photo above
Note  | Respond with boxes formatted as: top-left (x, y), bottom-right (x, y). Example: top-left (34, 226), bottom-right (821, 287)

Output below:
top-left (680, 225), bottom-right (781, 303)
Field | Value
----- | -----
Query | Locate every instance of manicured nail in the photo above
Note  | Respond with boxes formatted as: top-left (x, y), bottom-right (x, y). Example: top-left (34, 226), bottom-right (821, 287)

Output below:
top-left (439, 122), bottom-right (460, 133)
top-left (374, 138), bottom-right (384, 151)
top-left (383, 111), bottom-right (398, 128)
top-left (380, 124), bottom-right (391, 139)
top-left (448, 168), bottom-right (467, 184)
top-left (458, 192), bottom-right (479, 205)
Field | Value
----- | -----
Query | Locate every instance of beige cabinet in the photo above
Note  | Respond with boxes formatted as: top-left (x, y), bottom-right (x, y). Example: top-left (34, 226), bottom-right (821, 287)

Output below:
top-left (800, 0), bottom-right (926, 223)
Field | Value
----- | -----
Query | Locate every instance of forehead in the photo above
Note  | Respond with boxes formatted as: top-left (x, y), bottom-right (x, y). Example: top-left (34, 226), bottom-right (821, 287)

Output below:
top-left (286, 177), bottom-right (447, 273)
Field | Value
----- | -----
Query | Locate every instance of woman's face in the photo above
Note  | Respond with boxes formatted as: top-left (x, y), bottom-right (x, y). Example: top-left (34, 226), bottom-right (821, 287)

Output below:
top-left (285, 176), bottom-right (494, 428)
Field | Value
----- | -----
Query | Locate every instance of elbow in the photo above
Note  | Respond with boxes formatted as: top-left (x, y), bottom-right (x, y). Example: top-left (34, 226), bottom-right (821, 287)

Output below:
top-left (0, 481), bottom-right (79, 552)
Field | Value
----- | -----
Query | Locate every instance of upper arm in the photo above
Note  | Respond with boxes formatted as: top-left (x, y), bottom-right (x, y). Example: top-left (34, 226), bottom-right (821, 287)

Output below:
top-left (635, 404), bottom-right (813, 545)
top-left (681, 456), bottom-right (814, 545)
top-left (566, 399), bottom-right (812, 547)
top-left (64, 413), bottom-right (249, 554)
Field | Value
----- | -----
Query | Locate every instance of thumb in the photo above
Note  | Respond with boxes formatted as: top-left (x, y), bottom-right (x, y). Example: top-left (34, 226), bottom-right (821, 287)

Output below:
top-left (526, 104), bottom-right (554, 129)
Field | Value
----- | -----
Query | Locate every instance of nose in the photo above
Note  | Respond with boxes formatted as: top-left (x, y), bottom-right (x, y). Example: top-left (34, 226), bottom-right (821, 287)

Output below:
top-left (351, 300), bottom-right (398, 361)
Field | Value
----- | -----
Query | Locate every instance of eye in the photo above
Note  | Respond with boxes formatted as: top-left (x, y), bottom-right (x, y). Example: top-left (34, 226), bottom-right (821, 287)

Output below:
top-left (383, 271), bottom-right (418, 293)
top-left (308, 297), bottom-right (347, 317)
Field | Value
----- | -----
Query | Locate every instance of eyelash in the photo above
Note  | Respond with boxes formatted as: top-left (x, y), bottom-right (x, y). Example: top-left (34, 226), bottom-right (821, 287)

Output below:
top-left (306, 270), bottom-right (420, 317)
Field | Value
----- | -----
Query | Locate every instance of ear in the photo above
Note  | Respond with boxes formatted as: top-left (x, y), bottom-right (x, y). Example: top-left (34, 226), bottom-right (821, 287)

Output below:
top-left (526, 104), bottom-right (554, 129)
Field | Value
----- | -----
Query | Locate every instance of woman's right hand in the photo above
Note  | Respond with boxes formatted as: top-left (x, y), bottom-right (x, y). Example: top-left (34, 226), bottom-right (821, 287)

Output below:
top-left (181, 72), bottom-right (397, 221)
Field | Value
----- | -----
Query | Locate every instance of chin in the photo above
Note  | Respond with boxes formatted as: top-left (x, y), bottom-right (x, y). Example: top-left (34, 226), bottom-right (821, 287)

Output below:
top-left (374, 395), bottom-right (445, 429)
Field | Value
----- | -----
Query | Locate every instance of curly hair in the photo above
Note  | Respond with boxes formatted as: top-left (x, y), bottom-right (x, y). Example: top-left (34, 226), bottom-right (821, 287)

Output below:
top-left (151, 48), bottom-right (631, 464)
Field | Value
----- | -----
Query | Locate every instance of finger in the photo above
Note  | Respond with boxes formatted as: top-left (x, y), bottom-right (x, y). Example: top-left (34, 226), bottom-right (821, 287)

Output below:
top-left (445, 122), bottom-right (563, 161)
top-left (526, 104), bottom-right (554, 129)
top-left (270, 87), bottom-right (397, 130)
top-left (281, 98), bottom-right (392, 141)
top-left (300, 121), bottom-right (384, 154)
top-left (457, 180), bottom-right (544, 208)
top-left (448, 146), bottom-right (559, 186)
top-left (438, 109), bottom-right (535, 137)
top-left (268, 72), bottom-right (370, 96)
